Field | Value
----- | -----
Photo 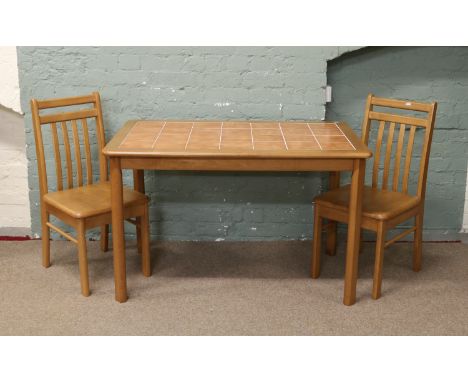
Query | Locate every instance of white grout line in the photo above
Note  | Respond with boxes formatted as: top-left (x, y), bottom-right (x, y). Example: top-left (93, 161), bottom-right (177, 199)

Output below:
top-left (184, 122), bottom-right (195, 151)
top-left (218, 122), bottom-right (224, 150)
top-left (151, 121), bottom-right (167, 149)
top-left (307, 123), bottom-right (323, 150)
top-left (249, 122), bottom-right (255, 150)
top-left (335, 122), bottom-right (356, 150)
top-left (278, 122), bottom-right (289, 150)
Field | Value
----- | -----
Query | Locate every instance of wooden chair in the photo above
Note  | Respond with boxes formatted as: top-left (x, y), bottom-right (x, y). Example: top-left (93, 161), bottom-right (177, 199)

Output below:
top-left (31, 92), bottom-right (151, 296)
top-left (311, 94), bottom-right (437, 299)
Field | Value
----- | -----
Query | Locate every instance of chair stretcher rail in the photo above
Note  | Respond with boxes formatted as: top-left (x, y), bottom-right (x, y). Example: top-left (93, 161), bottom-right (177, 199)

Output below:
top-left (46, 222), bottom-right (78, 244)
top-left (384, 227), bottom-right (416, 248)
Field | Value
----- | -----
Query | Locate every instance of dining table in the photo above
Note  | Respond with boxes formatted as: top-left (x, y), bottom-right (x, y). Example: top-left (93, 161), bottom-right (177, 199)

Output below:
top-left (103, 120), bottom-right (372, 305)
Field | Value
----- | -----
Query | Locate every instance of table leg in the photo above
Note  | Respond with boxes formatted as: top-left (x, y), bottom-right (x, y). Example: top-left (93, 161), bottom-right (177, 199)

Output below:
top-left (326, 171), bottom-right (340, 256)
top-left (343, 159), bottom-right (365, 306)
top-left (110, 157), bottom-right (127, 303)
top-left (133, 170), bottom-right (145, 254)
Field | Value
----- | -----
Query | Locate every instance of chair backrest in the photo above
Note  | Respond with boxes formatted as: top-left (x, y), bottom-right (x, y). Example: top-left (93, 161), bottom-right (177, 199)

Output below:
top-left (30, 92), bottom-right (107, 197)
top-left (361, 94), bottom-right (437, 200)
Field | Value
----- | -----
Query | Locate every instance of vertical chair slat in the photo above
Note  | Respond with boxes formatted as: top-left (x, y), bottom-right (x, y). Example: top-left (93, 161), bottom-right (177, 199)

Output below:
top-left (392, 124), bottom-right (406, 191)
top-left (81, 119), bottom-right (93, 184)
top-left (372, 121), bottom-right (386, 188)
top-left (61, 121), bottom-right (73, 189)
top-left (382, 122), bottom-right (395, 190)
top-left (50, 123), bottom-right (63, 191)
top-left (402, 125), bottom-right (417, 193)
top-left (71, 120), bottom-right (83, 186)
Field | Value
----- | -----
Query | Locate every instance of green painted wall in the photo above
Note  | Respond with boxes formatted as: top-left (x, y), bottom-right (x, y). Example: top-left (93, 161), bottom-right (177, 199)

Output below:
top-left (18, 46), bottom-right (467, 241)
top-left (327, 47), bottom-right (468, 240)
top-left (18, 46), bottom-right (357, 240)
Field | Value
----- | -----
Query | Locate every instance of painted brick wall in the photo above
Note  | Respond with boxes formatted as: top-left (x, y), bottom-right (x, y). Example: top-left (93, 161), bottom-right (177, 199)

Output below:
top-left (327, 47), bottom-right (468, 240)
top-left (0, 107), bottom-right (31, 234)
top-left (17, 46), bottom-right (357, 240)
top-left (0, 46), bottom-right (22, 113)
top-left (0, 46), bottom-right (30, 235)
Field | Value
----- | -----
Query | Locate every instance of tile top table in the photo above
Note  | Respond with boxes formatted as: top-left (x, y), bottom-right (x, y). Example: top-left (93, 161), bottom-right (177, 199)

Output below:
top-left (105, 120), bottom-right (367, 158)
top-left (103, 120), bottom-right (372, 305)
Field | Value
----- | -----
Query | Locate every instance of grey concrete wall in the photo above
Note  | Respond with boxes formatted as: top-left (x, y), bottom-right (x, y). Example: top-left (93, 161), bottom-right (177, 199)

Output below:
top-left (327, 47), bottom-right (468, 240)
top-left (17, 46), bottom-right (357, 240)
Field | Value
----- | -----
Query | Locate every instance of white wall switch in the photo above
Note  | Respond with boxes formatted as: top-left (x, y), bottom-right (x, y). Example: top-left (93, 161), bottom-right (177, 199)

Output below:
top-left (325, 85), bottom-right (332, 103)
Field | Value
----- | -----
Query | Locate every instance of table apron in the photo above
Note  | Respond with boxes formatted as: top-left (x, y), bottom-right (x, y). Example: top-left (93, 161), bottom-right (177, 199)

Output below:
top-left (119, 157), bottom-right (355, 172)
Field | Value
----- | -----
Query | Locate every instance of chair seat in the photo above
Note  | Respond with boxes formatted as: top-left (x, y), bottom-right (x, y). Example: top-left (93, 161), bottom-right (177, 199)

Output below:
top-left (44, 181), bottom-right (148, 218)
top-left (315, 185), bottom-right (420, 220)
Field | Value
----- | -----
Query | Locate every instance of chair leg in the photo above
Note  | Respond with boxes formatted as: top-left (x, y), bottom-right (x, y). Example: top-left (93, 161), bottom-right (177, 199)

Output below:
top-left (77, 220), bottom-right (90, 297)
top-left (372, 223), bottom-right (386, 300)
top-left (359, 230), bottom-right (364, 254)
top-left (140, 206), bottom-right (151, 277)
top-left (133, 169), bottom-right (145, 256)
top-left (100, 224), bottom-right (109, 252)
top-left (326, 221), bottom-right (337, 256)
top-left (326, 171), bottom-right (340, 257)
top-left (413, 214), bottom-right (423, 272)
top-left (41, 210), bottom-right (51, 268)
top-left (311, 205), bottom-right (323, 278)
top-left (136, 217), bottom-right (143, 255)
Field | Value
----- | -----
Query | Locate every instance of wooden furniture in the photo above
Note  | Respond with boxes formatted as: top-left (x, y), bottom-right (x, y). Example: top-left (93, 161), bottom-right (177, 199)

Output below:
top-left (103, 120), bottom-right (372, 305)
top-left (312, 94), bottom-right (437, 299)
top-left (31, 93), bottom-right (151, 297)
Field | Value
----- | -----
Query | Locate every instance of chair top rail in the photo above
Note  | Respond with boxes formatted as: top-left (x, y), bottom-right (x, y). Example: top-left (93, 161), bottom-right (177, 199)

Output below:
top-left (39, 109), bottom-right (98, 124)
top-left (371, 96), bottom-right (434, 113)
top-left (36, 94), bottom-right (96, 110)
top-left (368, 111), bottom-right (428, 128)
